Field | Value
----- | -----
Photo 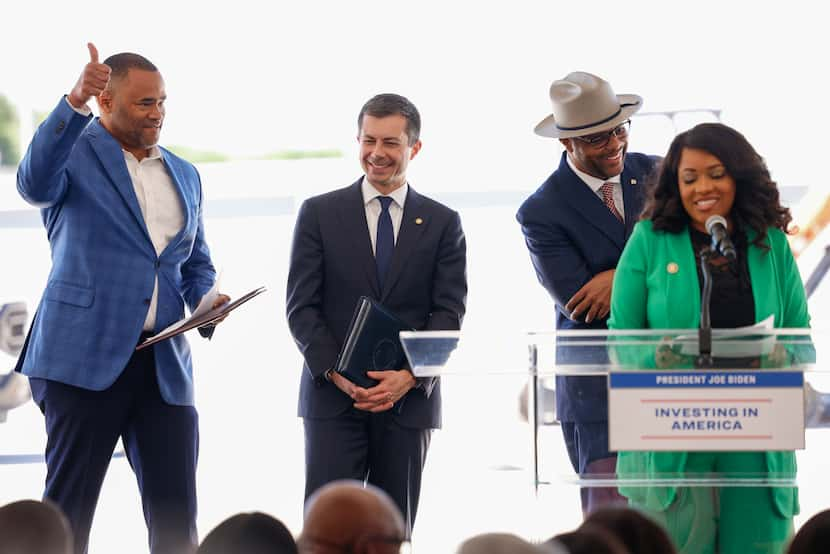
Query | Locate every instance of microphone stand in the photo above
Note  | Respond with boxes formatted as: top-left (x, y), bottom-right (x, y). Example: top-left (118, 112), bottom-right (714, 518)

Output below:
top-left (696, 247), bottom-right (714, 368)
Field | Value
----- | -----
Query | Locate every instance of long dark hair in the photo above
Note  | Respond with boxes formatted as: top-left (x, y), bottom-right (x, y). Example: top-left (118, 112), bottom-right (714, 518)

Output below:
top-left (641, 122), bottom-right (791, 249)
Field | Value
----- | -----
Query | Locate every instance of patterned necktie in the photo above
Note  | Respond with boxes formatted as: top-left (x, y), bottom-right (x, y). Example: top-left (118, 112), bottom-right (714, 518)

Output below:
top-left (375, 196), bottom-right (394, 289)
top-left (600, 182), bottom-right (623, 222)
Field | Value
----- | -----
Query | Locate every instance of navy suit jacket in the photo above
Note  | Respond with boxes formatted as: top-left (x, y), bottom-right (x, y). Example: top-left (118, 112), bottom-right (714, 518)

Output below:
top-left (15, 98), bottom-right (216, 406)
top-left (516, 151), bottom-right (656, 421)
top-left (286, 180), bottom-right (467, 429)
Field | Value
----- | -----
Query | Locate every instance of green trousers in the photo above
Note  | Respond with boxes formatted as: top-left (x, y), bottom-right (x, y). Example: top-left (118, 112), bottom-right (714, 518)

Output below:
top-left (627, 452), bottom-right (795, 554)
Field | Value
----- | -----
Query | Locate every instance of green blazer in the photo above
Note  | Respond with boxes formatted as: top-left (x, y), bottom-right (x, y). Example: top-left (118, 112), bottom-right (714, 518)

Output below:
top-left (608, 220), bottom-right (810, 516)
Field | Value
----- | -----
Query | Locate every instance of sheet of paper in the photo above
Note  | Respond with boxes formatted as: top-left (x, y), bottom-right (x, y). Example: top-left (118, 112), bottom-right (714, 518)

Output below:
top-left (678, 315), bottom-right (776, 356)
top-left (191, 269), bottom-right (223, 318)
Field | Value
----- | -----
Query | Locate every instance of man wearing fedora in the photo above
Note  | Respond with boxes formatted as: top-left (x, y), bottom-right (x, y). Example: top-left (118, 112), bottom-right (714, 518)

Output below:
top-left (516, 71), bottom-right (657, 515)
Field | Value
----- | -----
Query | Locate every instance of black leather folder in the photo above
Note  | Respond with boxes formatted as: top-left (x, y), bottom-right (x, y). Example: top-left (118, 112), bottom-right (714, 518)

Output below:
top-left (335, 296), bottom-right (413, 388)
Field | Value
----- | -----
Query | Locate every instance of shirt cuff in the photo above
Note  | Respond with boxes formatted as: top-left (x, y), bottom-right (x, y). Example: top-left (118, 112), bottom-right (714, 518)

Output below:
top-left (64, 95), bottom-right (92, 116)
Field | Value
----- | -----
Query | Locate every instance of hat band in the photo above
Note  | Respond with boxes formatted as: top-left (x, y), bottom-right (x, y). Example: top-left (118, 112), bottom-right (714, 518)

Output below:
top-left (555, 103), bottom-right (635, 132)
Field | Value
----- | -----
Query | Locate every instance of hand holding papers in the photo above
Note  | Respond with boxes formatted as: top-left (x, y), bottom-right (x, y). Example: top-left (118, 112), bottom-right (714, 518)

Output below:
top-left (191, 271), bottom-right (225, 321)
top-left (147, 271), bottom-right (225, 340)
top-left (136, 286), bottom-right (267, 350)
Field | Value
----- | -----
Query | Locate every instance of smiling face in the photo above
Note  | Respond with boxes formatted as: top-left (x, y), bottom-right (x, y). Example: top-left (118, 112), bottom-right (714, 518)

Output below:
top-left (358, 114), bottom-right (421, 194)
top-left (677, 147), bottom-right (737, 232)
top-left (560, 124), bottom-right (628, 179)
top-left (98, 68), bottom-right (166, 161)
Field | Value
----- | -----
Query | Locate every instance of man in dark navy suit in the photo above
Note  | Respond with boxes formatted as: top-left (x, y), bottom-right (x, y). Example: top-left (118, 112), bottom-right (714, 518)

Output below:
top-left (286, 93), bottom-right (467, 534)
top-left (516, 71), bottom-right (657, 515)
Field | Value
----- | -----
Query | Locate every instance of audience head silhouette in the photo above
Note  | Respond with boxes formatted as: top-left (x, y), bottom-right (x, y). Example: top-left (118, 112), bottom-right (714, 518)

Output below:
top-left (548, 522), bottom-right (630, 554)
top-left (299, 480), bottom-right (406, 554)
top-left (457, 532), bottom-right (568, 554)
top-left (0, 499), bottom-right (73, 554)
top-left (197, 511), bottom-right (297, 554)
top-left (584, 506), bottom-right (677, 554)
top-left (787, 508), bottom-right (830, 554)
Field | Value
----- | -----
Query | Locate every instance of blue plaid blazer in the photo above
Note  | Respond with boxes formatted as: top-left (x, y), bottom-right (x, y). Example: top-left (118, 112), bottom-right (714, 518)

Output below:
top-left (15, 98), bottom-right (216, 406)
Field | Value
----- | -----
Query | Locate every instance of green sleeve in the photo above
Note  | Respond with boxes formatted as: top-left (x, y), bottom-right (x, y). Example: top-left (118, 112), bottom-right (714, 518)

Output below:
top-left (609, 222), bottom-right (650, 331)
top-left (607, 222), bottom-right (660, 369)
top-left (773, 229), bottom-right (810, 329)
top-left (770, 229), bottom-right (814, 367)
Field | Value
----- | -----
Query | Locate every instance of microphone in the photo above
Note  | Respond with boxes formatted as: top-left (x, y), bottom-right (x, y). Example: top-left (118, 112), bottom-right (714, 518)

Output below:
top-left (705, 215), bottom-right (737, 261)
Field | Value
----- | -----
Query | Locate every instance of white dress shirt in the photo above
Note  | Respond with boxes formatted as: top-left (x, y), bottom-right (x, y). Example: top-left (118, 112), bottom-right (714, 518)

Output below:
top-left (566, 155), bottom-right (625, 221)
top-left (361, 178), bottom-right (408, 254)
top-left (124, 149), bottom-right (184, 330)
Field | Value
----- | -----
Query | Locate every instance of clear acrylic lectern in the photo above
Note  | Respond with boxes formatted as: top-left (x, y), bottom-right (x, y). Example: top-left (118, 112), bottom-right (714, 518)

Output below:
top-left (400, 328), bottom-right (830, 553)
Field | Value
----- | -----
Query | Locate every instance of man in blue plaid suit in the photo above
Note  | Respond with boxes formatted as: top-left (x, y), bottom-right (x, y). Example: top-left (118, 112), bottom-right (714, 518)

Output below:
top-left (15, 44), bottom-right (227, 554)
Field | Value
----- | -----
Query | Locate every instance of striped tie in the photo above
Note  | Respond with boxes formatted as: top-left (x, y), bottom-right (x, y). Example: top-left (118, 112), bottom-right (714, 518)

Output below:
top-left (600, 182), bottom-right (623, 222)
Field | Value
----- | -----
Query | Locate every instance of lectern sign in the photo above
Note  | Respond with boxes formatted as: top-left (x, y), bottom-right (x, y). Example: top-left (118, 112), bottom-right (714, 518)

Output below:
top-left (608, 371), bottom-right (805, 451)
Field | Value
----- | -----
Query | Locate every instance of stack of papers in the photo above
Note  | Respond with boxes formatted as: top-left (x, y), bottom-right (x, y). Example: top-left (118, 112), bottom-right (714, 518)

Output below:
top-left (137, 285), bottom-right (267, 350)
top-left (677, 315), bottom-right (776, 357)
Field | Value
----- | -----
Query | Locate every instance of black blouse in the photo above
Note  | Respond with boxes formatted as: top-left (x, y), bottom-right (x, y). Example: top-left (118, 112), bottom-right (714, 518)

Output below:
top-left (690, 226), bottom-right (755, 329)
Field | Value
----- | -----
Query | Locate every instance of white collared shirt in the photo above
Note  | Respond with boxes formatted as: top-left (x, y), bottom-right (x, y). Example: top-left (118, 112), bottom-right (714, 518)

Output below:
top-left (361, 178), bottom-right (407, 254)
top-left (123, 149), bottom-right (184, 330)
top-left (66, 97), bottom-right (184, 330)
top-left (566, 155), bottom-right (625, 221)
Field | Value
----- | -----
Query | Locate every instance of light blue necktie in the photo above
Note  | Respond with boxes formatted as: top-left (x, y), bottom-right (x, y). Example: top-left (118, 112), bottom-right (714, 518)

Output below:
top-left (375, 196), bottom-right (394, 290)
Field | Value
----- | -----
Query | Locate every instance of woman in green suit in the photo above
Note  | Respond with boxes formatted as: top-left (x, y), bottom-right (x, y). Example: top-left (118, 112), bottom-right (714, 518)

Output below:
top-left (608, 123), bottom-right (810, 554)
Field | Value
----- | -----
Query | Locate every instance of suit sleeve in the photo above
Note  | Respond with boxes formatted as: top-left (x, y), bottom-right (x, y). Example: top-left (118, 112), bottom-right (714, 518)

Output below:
top-left (759, 229), bottom-right (814, 368)
top-left (518, 208), bottom-right (594, 316)
top-left (775, 231), bottom-right (810, 329)
top-left (424, 210), bottom-right (468, 331)
top-left (180, 169), bottom-right (217, 313)
top-left (286, 199), bottom-right (341, 380)
top-left (408, 209), bottom-right (467, 398)
top-left (606, 224), bottom-right (658, 369)
top-left (16, 97), bottom-right (92, 208)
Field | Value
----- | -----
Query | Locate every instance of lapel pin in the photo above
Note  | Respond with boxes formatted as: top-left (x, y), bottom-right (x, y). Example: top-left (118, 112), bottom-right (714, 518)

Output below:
top-left (667, 262), bottom-right (679, 274)
top-left (630, 178), bottom-right (637, 185)
top-left (415, 217), bottom-right (423, 225)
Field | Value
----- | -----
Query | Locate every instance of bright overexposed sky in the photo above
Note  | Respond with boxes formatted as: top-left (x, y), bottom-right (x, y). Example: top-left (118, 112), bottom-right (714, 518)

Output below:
top-left (2, 0), bottom-right (828, 189)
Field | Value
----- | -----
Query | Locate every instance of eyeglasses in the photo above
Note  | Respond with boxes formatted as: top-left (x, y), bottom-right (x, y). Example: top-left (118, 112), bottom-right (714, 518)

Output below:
top-left (573, 120), bottom-right (631, 148)
top-left (298, 534), bottom-right (411, 554)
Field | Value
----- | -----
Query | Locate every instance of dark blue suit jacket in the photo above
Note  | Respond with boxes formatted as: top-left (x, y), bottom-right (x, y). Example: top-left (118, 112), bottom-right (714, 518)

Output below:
top-left (516, 151), bottom-right (656, 421)
top-left (286, 180), bottom-right (467, 429)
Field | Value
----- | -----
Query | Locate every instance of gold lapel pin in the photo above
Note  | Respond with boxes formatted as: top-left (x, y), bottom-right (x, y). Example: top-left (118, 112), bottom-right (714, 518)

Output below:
top-left (667, 262), bottom-right (679, 274)
top-left (415, 217), bottom-right (423, 225)
top-left (630, 178), bottom-right (637, 185)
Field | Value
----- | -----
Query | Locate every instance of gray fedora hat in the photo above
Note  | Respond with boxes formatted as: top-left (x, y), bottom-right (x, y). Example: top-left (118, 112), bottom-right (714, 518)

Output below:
top-left (534, 71), bottom-right (642, 138)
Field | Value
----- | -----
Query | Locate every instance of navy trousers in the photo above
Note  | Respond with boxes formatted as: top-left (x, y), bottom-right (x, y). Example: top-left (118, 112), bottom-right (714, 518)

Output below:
top-left (303, 409), bottom-right (431, 537)
top-left (29, 340), bottom-right (199, 554)
top-left (561, 421), bottom-right (626, 516)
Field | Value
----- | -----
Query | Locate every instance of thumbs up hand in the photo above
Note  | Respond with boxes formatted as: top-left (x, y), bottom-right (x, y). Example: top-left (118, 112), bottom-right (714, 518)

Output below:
top-left (67, 43), bottom-right (112, 109)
